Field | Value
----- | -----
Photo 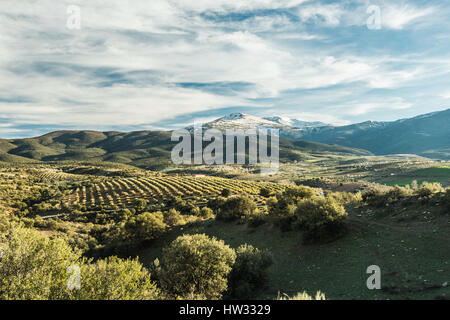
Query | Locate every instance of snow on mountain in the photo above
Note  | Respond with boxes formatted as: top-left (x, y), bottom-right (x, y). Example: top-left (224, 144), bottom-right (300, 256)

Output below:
top-left (263, 116), bottom-right (327, 128)
top-left (201, 113), bottom-right (284, 130)
top-left (186, 113), bottom-right (328, 132)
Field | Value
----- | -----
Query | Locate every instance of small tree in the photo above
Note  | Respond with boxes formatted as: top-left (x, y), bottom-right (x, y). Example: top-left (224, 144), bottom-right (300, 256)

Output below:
top-left (164, 208), bottom-right (184, 226)
top-left (200, 207), bottom-right (214, 219)
top-left (73, 257), bottom-right (159, 300)
top-left (227, 244), bottom-right (273, 299)
top-left (124, 211), bottom-right (167, 242)
top-left (416, 182), bottom-right (443, 198)
top-left (221, 188), bottom-right (231, 197)
top-left (216, 196), bottom-right (258, 221)
top-left (295, 197), bottom-right (348, 244)
top-left (159, 234), bottom-right (236, 299)
top-left (134, 199), bottom-right (148, 213)
top-left (259, 187), bottom-right (272, 198)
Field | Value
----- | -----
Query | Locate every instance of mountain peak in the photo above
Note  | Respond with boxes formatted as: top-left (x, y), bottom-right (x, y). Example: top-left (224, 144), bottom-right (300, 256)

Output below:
top-left (219, 112), bottom-right (249, 120)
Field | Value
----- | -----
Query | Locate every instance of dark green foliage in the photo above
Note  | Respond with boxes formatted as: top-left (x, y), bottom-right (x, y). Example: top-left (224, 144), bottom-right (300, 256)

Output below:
top-left (134, 199), bottom-right (148, 213)
top-left (124, 211), bottom-right (167, 242)
top-left (0, 225), bottom-right (159, 300)
top-left (216, 196), bottom-right (258, 221)
top-left (221, 188), bottom-right (231, 197)
top-left (416, 182), bottom-right (443, 198)
top-left (259, 187), bottom-right (273, 198)
top-left (268, 186), bottom-right (316, 231)
top-left (227, 244), bottom-right (273, 299)
top-left (163, 208), bottom-right (184, 226)
top-left (295, 197), bottom-right (348, 244)
top-left (159, 234), bottom-right (236, 299)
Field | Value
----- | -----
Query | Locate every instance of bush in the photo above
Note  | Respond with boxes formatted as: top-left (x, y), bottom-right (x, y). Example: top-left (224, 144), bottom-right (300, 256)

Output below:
top-left (124, 211), bottom-right (167, 242)
top-left (0, 225), bottom-right (159, 300)
top-left (416, 182), bottom-right (443, 198)
top-left (200, 207), bottom-right (214, 219)
top-left (268, 186), bottom-right (316, 218)
top-left (227, 244), bottom-right (273, 299)
top-left (159, 234), bottom-right (236, 299)
top-left (259, 187), bottom-right (272, 198)
top-left (277, 291), bottom-right (326, 300)
top-left (164, 208), bottom-right (185, 226)
top-left (362, 185), bottom-right (391, 207)
top-left (216, 196), bottom-right (258, 221)
top-left (72, 257), bottom-right (159, 300)
top-left (295, 197), bottom-right (348, 244)
top-left (134, 199), bottom-right (148, 213)
top-left (0, 225), bottom-right (80, 299)
top-left (221, 188), bottom-right (231, 197)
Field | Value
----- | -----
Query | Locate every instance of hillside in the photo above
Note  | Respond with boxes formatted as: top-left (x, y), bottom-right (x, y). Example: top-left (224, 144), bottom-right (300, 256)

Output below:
top-left (297, 109), bottom-right (450, 159)
top-left (0, 130), bottom-right (371, 169)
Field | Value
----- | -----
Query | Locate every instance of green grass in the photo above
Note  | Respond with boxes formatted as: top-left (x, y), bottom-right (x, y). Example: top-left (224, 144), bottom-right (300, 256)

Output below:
top-left (382, 166), bottom-right (450, 187)
top-left (136, 210), bottom-right (450, 300)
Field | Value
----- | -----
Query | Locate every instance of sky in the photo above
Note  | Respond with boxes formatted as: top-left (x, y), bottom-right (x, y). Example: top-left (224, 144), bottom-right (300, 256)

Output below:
top-left (0, 0), bottom-right (450, 138)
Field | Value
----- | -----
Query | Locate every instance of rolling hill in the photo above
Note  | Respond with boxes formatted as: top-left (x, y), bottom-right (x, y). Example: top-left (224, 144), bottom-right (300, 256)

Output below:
top-left (0, 130), bottom-right (371, 169)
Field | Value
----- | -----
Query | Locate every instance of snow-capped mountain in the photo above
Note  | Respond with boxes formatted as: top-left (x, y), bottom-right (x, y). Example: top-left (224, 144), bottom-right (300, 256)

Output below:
top-left (263, 116), bottom-right (327, 128)
top-left (184, 108), bottom-right (450, 160)
top-left (188, 113), bottom-right (327, 132)
top-left (205, 113), bottom-right (284, 130)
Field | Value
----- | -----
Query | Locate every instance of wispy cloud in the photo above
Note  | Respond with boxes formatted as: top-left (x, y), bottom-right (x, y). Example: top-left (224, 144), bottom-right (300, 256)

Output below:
top-left (0, 0), bottom-right (448, 137)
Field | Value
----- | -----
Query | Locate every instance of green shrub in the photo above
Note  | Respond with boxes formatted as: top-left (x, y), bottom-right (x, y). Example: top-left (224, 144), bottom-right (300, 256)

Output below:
top-left (0, 225), bottom-right (159, 300)
top-left (221, 188), bottom-right (231, 197)
top-left (416, 182), bottom-right (443, 198)
top-left (295, 197), bottom-right (348, 244)
top-left (159, 234), bottom-right (236, 299)
top-left (362, 185), bottom-right (391, 207)
top-left (216, 196), bottom-right (258, 221)
top-left (0, 225), bottom-right (80, 299)
top-left (72, 257), bottom-right (159, 300)
top-left (268, 186), bottom-right (316, 218)
top-left (134, 199), bottom-right (148, 213)
top-left (124, 211), bottom-right (167, 242)
top-left (200, 207), bottom-right (214, 219)
top-left (259, 187), bottom-right (272, 198)
top-left (164, 208), bottom-right (184, 226)
top-left (227, 244), bottom-right (273, 299)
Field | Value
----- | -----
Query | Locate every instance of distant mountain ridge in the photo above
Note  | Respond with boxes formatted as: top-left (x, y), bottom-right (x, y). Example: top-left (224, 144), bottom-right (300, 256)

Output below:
top-left (195, 109), bottom-right (450, 160)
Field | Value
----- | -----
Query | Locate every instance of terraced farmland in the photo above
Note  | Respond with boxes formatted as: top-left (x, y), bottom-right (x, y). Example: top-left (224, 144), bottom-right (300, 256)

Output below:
top-left (66, 175), bottom-right (287, 208)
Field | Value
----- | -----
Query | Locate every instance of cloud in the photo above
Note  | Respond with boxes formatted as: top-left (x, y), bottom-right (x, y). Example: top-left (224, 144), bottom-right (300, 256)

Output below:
top-left (382, 4), bottom-right (436, 30)
top-left (0, 0), bottom-right (448, 137)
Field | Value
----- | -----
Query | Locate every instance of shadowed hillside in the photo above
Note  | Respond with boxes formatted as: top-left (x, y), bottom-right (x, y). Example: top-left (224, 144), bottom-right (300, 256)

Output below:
top-left (0, 130), bottom-right (372, 169)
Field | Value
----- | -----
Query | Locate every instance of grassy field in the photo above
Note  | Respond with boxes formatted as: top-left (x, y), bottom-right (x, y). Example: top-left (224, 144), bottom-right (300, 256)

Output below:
top-left (137, 204), bottom-right (450, 300)
top-left (382, 166), bottom-right (450, 187)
